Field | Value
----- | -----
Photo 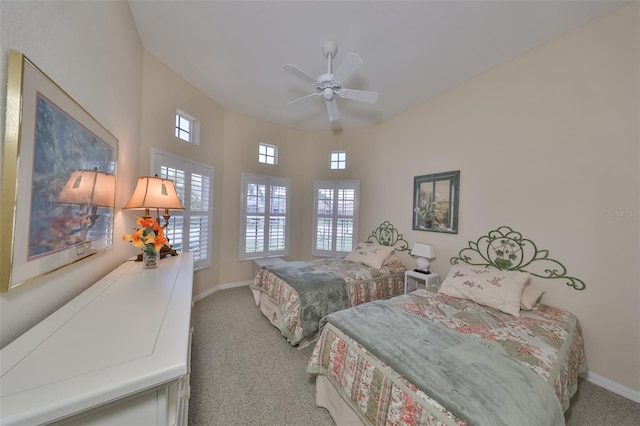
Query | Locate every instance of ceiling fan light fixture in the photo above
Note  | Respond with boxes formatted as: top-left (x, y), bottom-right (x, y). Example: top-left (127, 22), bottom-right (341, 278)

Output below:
top-left (322, 87), bottom-right (334, 100)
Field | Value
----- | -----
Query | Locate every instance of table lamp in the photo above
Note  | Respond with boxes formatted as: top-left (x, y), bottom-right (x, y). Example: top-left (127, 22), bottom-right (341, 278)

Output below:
top-left (411, 242), bottom-right (436, 273)
top-left (123, 175), bottom-right (184, 258)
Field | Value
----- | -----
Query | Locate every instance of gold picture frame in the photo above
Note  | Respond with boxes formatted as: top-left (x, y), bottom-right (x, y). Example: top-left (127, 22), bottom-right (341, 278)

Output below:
top-left (1, 50), bottom-right (118, 292)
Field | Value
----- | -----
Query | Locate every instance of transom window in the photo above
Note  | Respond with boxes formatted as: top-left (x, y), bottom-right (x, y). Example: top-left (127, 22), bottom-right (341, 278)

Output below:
top-left (258, 143), bottom-right (278, 165)
top-left (330, 151), bottom-right (347, 170)
top-left (313, 180), bottom-right (359, 257)
top-left (240, 173), bottom-right (290, 260)
top-left (175, 109), bottom-right (200, 145)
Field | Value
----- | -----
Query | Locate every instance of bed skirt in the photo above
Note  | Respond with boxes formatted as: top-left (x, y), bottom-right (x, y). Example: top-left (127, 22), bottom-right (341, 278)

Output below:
top-left (253, 289), bottom-right (284, 330)
top-left (316, 375), bottom-right (364, 426)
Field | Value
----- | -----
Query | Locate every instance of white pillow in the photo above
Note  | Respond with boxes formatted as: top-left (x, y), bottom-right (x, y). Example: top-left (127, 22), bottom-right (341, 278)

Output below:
top-left (345, 242), bottom-right (395, 269)
top-left (382, 253), bottom-right (402, 266)
top-left (439, 264), bottom-right (529, 316)
top-left (520, 284), bottom-right (545, 310)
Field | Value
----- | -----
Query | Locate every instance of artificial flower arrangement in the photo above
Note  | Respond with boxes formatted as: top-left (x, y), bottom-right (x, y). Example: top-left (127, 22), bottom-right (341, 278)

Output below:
top-left (122, 217), bottom-right (169, 258)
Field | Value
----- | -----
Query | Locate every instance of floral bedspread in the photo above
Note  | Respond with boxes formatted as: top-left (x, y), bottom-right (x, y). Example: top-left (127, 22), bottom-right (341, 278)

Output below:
top-left (307, 289), bottom-right (587, 426)
top-left (251, 258), bottom-right (405, 346)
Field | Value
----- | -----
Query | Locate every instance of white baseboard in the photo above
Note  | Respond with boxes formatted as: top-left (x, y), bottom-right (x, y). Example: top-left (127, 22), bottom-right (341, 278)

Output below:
top-left (584, 371), bottom-right (640, 403)
top-left (193, 283), bottom-right (640, 405)
top-left (192, 280), bottom-right (251, 302)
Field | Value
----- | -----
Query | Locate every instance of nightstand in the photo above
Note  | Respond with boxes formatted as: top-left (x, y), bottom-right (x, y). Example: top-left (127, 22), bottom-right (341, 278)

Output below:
top-left (404, 270), bottom-right (440, 293)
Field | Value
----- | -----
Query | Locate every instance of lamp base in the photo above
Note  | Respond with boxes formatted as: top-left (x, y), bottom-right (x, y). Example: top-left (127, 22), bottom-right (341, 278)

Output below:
top-left (416, 257), bottom-right (430, 272)
top-left (134, 246), bottom-right (179, 262)
top-left (159, 245), bottom-right (179, 258)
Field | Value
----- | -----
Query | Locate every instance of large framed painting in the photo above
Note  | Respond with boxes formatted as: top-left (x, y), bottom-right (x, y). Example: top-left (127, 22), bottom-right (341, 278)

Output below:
top-left (1, 50), bottom-right (117, 292)
top-left (412, 170), bottom-right (460, 234)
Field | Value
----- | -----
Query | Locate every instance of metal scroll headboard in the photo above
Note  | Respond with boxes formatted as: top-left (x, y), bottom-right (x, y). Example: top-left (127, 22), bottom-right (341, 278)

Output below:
top-left (365, 221), bottom-right (410, 252)
top-left (450, 226), bottom-right (585, 290)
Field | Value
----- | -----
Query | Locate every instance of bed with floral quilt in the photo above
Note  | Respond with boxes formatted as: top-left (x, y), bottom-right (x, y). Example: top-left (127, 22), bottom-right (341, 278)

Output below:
top-left (306, 226), bottom-right (588, 425)
top-left (250, 221), bottom-right (409, 347)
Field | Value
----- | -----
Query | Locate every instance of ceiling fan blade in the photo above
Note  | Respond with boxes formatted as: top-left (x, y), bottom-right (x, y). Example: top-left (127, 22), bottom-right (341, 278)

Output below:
top-left (326, 99), bottom-right (340, 122)
top-left (286, 92), bottom-right (321, 106)
top-left (283, 64), bottom-right (318, 86)
top-left (337, 88), bottom-right (379, 104)
top-left (333, 52), bottom-right (363, 85)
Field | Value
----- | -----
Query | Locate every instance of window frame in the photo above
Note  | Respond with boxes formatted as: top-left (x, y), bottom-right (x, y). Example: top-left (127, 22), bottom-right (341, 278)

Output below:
top-left (175, 109), bottom-right (200, 145)
top-left (239, 173), bottom-right (290, 260)
top-left (151, 148), bottom-right (213, 270)
top-left (312, 180), bottom-right (360, 257)
top-left (329, 151), bottom-right (347, 170)
top-left (258, 143), bottom-right (278, 165)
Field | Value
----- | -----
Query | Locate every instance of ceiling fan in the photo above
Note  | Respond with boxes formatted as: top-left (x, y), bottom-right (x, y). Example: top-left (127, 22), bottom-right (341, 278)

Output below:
top-left (283, 41), bottom-right (378, 122)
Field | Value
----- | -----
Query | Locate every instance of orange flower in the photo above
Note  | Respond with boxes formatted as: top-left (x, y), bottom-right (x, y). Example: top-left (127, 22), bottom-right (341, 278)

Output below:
top-left (153, 221), bottom-right (164, 233)
top-left (152, 234), bottom-right (169, 253)
top-left (123, 217), bottom-right (170, 254)
top-left (144, 234), bottom-right (157, 245)
top-left (122, 228), bottom-right (145, 249)
top-left (137, 217), bottom-right (155, 228)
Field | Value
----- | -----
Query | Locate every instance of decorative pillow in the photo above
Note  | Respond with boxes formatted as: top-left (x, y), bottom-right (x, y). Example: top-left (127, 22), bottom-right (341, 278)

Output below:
top-left (439, 265), bottom-right (530, 316)
top-left (520, 284), bottom-right (545, 310)
top-left (382, 253), bottom-right (402, 266)
top-left (345, 242), bottom-right (395, 269)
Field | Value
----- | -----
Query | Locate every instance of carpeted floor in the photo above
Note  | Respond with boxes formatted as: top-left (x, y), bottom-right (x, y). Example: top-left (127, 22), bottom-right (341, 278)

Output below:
top-left (188, 287), bottom-right (640, 425)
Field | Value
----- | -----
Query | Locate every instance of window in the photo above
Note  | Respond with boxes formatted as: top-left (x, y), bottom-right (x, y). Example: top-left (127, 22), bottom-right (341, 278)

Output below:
top-left (240, 173), bottom-right (290, 260)
top-left (312, 180), bottom-right (359, 257)
top-left (152, 149), bottom-right (213, 270)
top-left (330, 151), bottom-right (346, 170)
top-left (175, 109), bottom-right (200, 145)
top-left (258, 143), bottom-right (278, 165)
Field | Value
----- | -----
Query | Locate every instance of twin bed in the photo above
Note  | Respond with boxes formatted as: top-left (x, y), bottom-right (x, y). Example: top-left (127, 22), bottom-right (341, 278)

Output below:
top-left (251, 225), bottom-right (587, 425)
top-left (250, 221), bottom-right (410, 346)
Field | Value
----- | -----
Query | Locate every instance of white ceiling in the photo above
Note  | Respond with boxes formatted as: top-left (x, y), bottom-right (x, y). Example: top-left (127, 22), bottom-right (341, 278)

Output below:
top-left (128, 0), bottom-right (624, 132)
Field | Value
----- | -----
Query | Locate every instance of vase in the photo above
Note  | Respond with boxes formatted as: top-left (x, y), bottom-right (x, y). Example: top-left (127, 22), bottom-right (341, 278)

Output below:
top-left (143, 250), bottom-right (159, 269)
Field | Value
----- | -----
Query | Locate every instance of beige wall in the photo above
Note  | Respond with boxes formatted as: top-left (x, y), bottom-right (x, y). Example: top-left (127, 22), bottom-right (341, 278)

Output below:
top-left (219, 111), bottom-right (308, 283)
top-left (293, 129), bottom-right (371, 258)
top-left (138, 52), bottom-right (225, 296)
top-left (215, 114), bottom-right (373, 283)
top-left (355, 3), bottom-right (639, 394)
top-left (0, 0), bottom-right (143, 347)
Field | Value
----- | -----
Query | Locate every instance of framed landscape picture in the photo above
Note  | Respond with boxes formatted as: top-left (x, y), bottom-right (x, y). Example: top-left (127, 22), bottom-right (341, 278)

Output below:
top-left (1, 50), bottom-right (117, 291)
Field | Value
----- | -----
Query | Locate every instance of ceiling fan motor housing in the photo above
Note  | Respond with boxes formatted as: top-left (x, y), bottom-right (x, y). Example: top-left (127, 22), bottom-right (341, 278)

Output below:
top-left (315, 73), bottom-right (341, 99)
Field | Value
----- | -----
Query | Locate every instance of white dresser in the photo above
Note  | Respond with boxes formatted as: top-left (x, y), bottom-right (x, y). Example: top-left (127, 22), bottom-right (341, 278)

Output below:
top-left (0, 253), bottom-right (194, 425)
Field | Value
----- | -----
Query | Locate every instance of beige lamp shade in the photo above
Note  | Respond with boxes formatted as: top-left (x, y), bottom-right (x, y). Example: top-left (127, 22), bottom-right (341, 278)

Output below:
top-left (411, 242), bottom-right (435, 259)
top-left (411, 242), bottom-right (436, 272)
top-left (56, 170), bottom-right (115, 207)
top-left (123, 176), bottom-right (184, 212)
